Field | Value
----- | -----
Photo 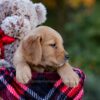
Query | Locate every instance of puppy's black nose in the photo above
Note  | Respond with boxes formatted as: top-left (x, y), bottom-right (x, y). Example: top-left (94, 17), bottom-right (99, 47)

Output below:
top-left (64, 55), bottom-right (69, 61)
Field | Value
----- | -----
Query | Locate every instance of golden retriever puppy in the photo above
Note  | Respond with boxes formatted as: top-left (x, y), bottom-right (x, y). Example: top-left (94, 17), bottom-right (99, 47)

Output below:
top-left (13, 26), bottom-right (79, 87)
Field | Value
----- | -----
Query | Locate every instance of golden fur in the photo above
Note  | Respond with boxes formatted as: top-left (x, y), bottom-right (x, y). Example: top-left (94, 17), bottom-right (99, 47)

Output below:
top-left (13, 26), bottom-right (79, 87)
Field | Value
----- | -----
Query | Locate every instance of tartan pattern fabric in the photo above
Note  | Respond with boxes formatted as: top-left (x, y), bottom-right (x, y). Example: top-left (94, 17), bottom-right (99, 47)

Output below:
top-left (0, 67), bottom-right (85, 100)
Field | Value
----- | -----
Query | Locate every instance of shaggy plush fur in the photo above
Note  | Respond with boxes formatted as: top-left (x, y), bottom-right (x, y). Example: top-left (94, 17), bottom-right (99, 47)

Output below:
top-left (0, 1), bottom-right (47, 35)
top-left (13, 26), bottom-right (79, 87)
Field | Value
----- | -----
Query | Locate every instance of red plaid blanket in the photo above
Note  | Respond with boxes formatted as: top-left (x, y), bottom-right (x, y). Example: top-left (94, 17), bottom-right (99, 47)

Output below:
top-left (0, 67), bottom-right (85, 100)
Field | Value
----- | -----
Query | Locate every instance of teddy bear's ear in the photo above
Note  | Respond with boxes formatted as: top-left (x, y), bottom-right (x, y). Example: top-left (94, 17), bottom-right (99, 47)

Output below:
top-left (34, 3), bottom-right (47, 25)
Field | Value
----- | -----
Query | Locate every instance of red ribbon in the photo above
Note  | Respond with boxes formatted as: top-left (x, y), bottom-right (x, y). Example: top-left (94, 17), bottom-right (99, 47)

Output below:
top-left (0, 29), bottom-right (15, 59)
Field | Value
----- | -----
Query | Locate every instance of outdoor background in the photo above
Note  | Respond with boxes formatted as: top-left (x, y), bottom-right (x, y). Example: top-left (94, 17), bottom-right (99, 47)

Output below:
top-left (33, 0), bottom-right (100, 100)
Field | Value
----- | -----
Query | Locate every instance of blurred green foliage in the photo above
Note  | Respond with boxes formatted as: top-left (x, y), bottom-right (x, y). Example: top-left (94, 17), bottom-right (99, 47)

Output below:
top-left (64, 3), bottom-right (100, 75)
top-left (33, 0), bottom-right (100, 99)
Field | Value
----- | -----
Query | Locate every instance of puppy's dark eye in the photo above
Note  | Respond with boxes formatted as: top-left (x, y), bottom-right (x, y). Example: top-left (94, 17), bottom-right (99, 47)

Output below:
top-left (49, 43), bottom-right (56, 48)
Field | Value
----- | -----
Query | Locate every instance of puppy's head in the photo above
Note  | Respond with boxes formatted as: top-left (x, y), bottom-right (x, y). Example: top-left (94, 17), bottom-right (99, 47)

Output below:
top-left (22, 26), bottom-right (69, 68)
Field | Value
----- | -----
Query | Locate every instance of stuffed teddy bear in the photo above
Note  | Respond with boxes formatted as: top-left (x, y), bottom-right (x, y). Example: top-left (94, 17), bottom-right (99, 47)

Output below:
top-left (0, 0), bottom-right (47, 66)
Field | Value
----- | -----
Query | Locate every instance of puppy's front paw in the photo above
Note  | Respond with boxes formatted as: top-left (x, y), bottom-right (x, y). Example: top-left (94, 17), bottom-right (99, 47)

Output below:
top-left (16, 66), bottom-right (32, 84)
top-left (58, 64), bottom-right (80, 87)
top-left (62, 70), bottom-right (79, 87)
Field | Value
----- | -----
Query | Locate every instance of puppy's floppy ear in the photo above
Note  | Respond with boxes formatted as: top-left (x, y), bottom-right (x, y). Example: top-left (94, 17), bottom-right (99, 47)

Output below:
top-left (22, 34), bottom-right (42, 65)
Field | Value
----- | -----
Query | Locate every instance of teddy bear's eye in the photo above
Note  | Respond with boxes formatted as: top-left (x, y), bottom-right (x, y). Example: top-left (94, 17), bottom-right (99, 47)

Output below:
top-left (25, 15), bottom-right (30, 20)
